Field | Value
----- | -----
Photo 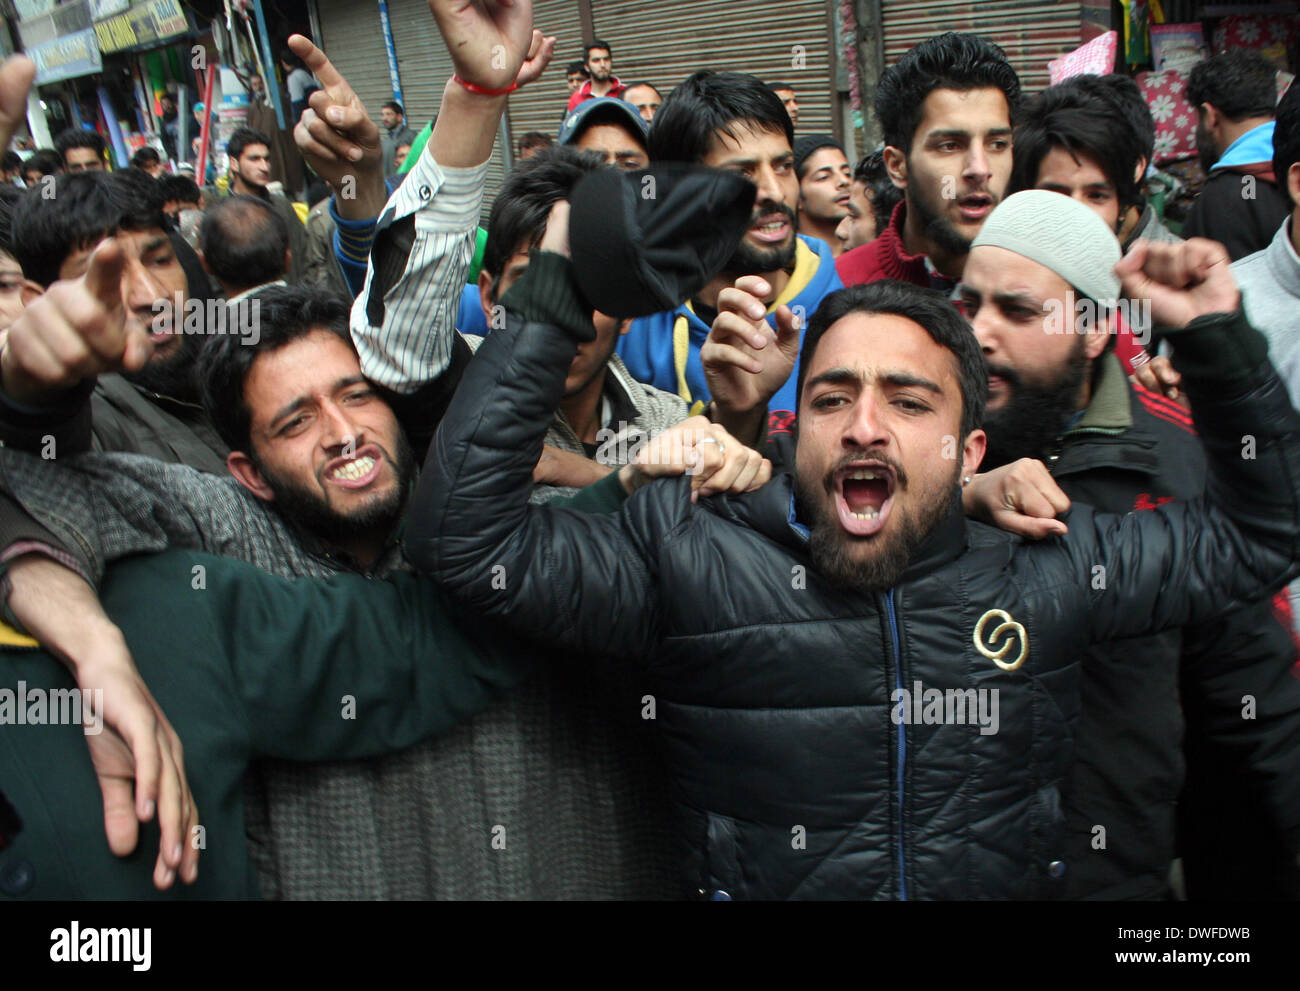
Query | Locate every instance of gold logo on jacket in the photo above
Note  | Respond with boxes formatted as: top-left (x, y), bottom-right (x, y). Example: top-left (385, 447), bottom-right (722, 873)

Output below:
top-left (973, 609), bottom-right (1028, 671)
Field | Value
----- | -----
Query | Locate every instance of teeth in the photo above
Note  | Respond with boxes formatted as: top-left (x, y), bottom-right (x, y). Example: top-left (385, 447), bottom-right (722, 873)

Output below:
top-left (332, 456), bottom-right (375, 481)
top-left (848, 469), bottom-right (884, 481)
top-left (850, 507), bottom-right (880, 520)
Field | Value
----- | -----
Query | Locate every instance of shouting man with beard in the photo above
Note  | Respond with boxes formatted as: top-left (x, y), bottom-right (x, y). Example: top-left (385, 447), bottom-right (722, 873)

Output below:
top-left (0, 168), bottom-right (228, 471)
top-left (838, 32), bottom-right (1018, 295)
top-left (408, 184), bottom-right (1300, 899)
top-left (961, 190), bottom-right (1300, 900)
top-left (618, 70), bottom-right (843, 434)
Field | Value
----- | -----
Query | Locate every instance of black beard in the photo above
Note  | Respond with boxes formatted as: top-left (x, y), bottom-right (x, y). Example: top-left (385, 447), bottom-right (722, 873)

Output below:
top-left (794, 456), bottom-right (960, 596)
top-left (256, 431), bottom-right (415, 550)
top-left (123, 332), bottom-right (204, 403)
top-left (982, 340), bottom-right (1090, 469)
top-left (1195, 120), bottom-right (1219, 173)
top-left (723, 203), bottom-right (798, 276)
top-left (908, 175), bottom-right (973, 259)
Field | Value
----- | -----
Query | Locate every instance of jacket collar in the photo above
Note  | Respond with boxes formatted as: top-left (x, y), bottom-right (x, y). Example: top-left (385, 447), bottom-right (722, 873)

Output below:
top-left (1050, 354), bottom-right (1161, 479)
top-left (877, 201), bottom-right (958, 293)
top-left (1212, 120), bottom-right (1276, 174)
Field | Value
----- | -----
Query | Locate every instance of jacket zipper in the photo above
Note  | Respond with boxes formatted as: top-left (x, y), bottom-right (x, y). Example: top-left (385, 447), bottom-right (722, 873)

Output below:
top-left (886, 587), bottom-right (907, 900)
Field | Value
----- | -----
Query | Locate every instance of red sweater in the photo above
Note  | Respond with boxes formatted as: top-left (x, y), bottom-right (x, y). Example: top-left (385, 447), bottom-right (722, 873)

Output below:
top-left (836, 201), bottom-right (935, 289)
top-left (566, 77), bottom-right (627, 112)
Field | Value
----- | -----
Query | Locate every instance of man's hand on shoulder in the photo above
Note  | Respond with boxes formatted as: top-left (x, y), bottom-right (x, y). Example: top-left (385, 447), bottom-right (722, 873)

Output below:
top-left (619, 415), bottom-right (772, 501)
top-left (962, 458), bottom-right (1071, 539)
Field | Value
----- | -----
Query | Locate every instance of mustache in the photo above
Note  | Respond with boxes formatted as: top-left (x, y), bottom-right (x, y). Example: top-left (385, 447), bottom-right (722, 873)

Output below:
top-left (750, 202), bottom-right (796, 227)
top-left (822, 452), bottom-right (908, 493)
top-left (985, 362), bottom-right (1023, 390)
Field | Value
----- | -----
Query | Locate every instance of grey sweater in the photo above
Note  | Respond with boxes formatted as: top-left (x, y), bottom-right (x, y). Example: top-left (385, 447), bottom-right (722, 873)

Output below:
top-left (1234, 216), bottom-right (1300, 635)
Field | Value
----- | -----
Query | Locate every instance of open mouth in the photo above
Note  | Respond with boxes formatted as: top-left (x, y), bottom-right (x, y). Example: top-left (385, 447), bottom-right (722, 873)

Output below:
top-left (956, 193), bottom-right (994, 222)
top-left (834, 462), bottom-right (897, 537)
top-left (324, 445), bottom-right (383, 490)
top-left (750, 213), bottom-right (791, 244)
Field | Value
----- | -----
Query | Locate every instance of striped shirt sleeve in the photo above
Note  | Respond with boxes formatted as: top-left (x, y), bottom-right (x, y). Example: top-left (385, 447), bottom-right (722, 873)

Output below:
top-left (349, 145), bottom-right (489, 394)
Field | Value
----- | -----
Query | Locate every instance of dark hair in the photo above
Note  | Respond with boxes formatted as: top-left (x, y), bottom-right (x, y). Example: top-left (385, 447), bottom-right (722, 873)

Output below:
top-left (585, 39), bottom-right (612, 60)
top-left (1010, 81), bottom-right (1144, 214)
top-left (22, 149), bottom-right (62, 180)
top-left (12, 170), bottom-right (167, 287)
top-left (516, 131), bottom-right (554, 155)
top-left (1063, 74), bottom-right (1154, 170)
top-left (54, 128), bottom-right (107, 164)
top-left (2, 151), bottom-right (21, 172)
top-left (197, 284), bottom-right (353, 452)
top-left (1187, 49), bottom-right (1278, 122)
top-left (649, 70), bottom-right (793, 164)
top-left (199, 194), bottom-right (289, 288)
top-left (875, 32), bottom-right (1020, 153)
top-left (108, 167), bottom-right (170, 232)
top-left (622, 80), bottom-right (662, 97)
top-left (305, 178), bottom-right (330, 207)
top-left (854, 149), bottom-right (902, 232)
top-left (381, 101), bottom-right (403, 116)
top-left (565, 61), bottom-right (589, 77)
top-left (482, 145), bottom-right (605, 300)
top-left (1274, 80), bottom-right (1299, 209)
top-left (131, 146), bottom-right (162, 169)
top-left (278, 47), bottom-right (305, 70)
top-left (159, 174), bottom-right (202, 206)
top-left (227, 127), bottom-right (271, 162)
top-left (0, 184), bottom-right (22, 257)
top-left (797, 280), bottom-right (987, 437)
top-left (766, 81), bottom-right (795, 94)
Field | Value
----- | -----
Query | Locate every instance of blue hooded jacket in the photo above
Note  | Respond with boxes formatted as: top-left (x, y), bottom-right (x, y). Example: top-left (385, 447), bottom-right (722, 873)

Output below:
top-left (617, 235), bottom-right (844, 420)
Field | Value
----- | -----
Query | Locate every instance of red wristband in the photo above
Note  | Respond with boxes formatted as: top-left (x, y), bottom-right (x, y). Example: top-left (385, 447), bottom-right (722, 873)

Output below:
top-left (452, 74), bottom-right (518, 97)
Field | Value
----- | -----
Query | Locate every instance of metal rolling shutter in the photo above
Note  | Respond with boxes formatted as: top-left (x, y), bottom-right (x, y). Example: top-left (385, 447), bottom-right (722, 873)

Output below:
top-left (585, 0), bottom-right (837, 135)
top-left (315, 0), bottom-right (390, 116)
top-left (505, 0), bottom-right (588, 141)
top-left (321, 0), bottom-right (510, 219)
top-left (881, 0), bottom-right (1083, 96)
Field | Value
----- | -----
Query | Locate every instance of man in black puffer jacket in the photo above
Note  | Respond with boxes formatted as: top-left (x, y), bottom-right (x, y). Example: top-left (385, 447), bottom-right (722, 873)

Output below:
top-left (959, 206), bottom-right (1300, 899)
top-left (407, 185), bottom-right (1300, 900)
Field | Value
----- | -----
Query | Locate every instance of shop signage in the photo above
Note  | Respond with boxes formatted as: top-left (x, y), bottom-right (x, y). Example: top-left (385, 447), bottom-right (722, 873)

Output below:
top-left (94, 0), bottom-right (188, 54)
top-left (29, 26), bottom-right (102, 84)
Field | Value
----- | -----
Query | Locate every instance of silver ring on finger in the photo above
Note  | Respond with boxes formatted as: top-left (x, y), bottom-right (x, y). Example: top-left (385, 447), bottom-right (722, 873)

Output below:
top-left (697, 436), bottom-right (725, 456)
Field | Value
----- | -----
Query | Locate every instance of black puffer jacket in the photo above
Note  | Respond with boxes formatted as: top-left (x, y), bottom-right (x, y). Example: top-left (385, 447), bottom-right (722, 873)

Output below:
top-left (407, 270), bottom-right (1300, 899)
top-left (1027, 355), bottom-right (1300, 899)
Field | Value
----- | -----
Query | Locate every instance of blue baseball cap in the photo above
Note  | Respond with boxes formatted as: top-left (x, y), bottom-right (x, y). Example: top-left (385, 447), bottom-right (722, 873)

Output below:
top-left (557, 97), bottom-right (649, 148)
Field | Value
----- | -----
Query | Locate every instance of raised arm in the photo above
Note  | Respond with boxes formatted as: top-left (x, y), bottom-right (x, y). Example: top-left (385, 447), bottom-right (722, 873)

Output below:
top-left (350, 0), bottom-right (554, 394)
top-left (1062, 240), bottom-right (1300, 641)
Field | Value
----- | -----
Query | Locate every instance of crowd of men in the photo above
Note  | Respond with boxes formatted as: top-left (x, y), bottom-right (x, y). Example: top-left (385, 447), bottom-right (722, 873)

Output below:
top-left (0, 0), bottom-right (1297, 903)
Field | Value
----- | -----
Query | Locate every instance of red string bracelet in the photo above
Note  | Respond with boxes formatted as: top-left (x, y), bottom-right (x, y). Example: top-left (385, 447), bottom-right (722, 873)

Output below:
top-left (452, 74), bottom-right (518, 97)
